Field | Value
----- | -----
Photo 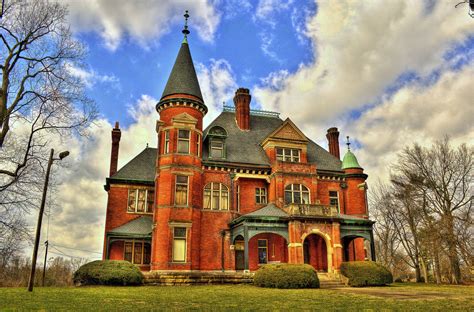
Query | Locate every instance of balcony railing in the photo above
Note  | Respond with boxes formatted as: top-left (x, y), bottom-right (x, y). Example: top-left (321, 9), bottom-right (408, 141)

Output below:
top-left (285, 204), bottom-right (339, 217)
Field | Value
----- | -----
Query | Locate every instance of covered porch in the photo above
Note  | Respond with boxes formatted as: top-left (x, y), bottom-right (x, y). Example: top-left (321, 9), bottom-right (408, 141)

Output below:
top-left (105, 216), bottom-right (153, 271)
top-left (339, 216), bottom-right (376, 262)
top-left (229, 204), bottom-right (289, 272)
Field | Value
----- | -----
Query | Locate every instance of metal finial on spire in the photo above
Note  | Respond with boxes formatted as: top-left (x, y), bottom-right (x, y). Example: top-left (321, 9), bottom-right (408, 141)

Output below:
top-left (182, 10), bottom-right (190, 40)
top-left (346, 136), bottom-right (351, 151)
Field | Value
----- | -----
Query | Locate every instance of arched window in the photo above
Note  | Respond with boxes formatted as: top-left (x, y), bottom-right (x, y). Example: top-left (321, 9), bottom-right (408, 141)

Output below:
top-left (203, 183), bottom-right (229, 210)
top-left (284, 184), bottom-right (310, 205)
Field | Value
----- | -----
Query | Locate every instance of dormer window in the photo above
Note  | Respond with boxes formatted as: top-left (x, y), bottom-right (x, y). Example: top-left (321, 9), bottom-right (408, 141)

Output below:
top-left (276, 148), bottom-right (300, 162)
top-left (207, 126), bottom-right (227, 159)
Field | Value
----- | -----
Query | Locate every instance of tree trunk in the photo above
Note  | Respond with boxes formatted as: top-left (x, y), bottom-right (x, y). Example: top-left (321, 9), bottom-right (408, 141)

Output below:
top-left (419, 256), bottom-right (428, 283)
top-left (445, 214), bottom-right (462, 284)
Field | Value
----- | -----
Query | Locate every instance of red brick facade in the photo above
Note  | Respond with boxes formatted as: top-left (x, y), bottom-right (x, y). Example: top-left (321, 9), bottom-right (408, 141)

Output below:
top-left (102, 38), bottom-right (374, 274)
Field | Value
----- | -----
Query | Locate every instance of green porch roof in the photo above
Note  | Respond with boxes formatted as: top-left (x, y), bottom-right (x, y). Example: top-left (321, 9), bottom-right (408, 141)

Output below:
top-left (108, 216), bottom-right (153, 237)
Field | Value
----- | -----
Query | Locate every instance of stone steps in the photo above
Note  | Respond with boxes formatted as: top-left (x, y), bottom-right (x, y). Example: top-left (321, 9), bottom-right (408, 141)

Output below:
top-left (143, 272), bottom-right (254, 286)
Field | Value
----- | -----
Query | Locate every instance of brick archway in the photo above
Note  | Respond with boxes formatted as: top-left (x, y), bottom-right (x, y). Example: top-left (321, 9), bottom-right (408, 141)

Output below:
top-left (301, 229), bottom-right (333, 273)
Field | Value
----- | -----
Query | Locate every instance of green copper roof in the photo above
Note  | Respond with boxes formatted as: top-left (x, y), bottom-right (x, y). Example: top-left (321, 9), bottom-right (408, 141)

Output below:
top-left (341, 150), bottom-right (362, 170)
top-left (161, 41), bottom-right (204, 101)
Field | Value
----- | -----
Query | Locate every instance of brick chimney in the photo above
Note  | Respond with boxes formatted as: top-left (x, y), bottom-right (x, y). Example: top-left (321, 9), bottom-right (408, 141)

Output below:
top-left (326, 127), bottom-right (340, 159)
top-left (109, 121), bottom-right (121, 177)
top-left (233, 88), bottom-right (251, 131)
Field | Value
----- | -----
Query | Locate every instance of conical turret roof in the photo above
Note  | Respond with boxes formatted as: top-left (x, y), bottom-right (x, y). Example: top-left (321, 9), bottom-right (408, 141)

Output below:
top-left (341, 150), bottom-right (362, 170)
top-left (161, 41), bottom-right (203, 101)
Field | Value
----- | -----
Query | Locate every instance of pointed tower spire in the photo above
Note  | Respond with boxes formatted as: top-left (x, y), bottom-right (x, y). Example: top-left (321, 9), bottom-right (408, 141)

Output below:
top-left (157, 10), bottom-right (207, 115)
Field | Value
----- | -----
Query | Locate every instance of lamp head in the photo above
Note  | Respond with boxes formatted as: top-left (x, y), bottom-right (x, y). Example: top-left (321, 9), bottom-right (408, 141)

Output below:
top-left (58, 151), bottom-right (70, 160)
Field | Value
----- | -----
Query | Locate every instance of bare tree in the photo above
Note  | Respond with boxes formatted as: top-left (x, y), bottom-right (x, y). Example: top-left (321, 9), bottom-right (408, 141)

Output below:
top-left (0, 0), bottom-right (96, 262)
top-left (394, 138), bottom-right (473, 284)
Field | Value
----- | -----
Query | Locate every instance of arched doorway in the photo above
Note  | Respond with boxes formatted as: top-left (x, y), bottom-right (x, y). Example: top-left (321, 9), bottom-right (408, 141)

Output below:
top-left (234, 235), bottom-right (245, 271)
top-left (303, 234), bottom-right (328, 272)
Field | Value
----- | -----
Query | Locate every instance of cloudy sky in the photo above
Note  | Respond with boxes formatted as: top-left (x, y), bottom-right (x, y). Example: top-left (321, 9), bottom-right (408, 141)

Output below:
top-left (33, 0), bottom-right (473, 260)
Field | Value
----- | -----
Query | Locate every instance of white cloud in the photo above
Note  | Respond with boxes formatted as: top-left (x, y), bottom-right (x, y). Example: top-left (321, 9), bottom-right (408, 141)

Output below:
top-left (348, 65), bottom-right (474, 184)
top-left (64, 0), bottom-right (221, 50)
top-left (197, 59), bottom-right (238, 126)
top-left (254, 0), bottom-right (293, 27)
top-left (66, 64), bottom-right (120, 90)
top-left (254, 1), bottom-right (474, 128)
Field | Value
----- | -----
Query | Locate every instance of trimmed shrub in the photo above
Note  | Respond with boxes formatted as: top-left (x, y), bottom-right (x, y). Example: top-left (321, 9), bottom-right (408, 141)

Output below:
top-left (73, 260), bottom-right (143, 286)
top-left (254, 263), bottom-right (320, 289)
top-left (340, 261), bottom-right (393, 287)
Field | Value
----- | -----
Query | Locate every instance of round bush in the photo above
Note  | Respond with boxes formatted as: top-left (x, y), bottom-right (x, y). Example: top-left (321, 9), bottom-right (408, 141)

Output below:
top-left (73, 260), bottom-right (144, 286)
top-left (254, 264), bottom-right (320, 289)
top-left (340, 261), bottom-right (393, 287)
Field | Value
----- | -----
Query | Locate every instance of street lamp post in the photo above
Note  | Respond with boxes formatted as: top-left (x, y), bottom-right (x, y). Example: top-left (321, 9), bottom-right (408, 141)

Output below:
top-left (27, 148), bottom-right (69, 292)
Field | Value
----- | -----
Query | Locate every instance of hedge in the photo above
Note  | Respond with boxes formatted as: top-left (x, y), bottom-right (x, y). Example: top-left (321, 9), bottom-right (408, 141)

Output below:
top-left (340, 261), bottom-right (393, 287)
top-left (254, 264), bottom-right (320, 289)
top-left (73, 260), bottom-right (144, 286)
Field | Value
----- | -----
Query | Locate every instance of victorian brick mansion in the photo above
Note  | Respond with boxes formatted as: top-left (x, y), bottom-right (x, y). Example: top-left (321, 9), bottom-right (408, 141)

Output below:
top-left (102, 19), bottom-right (375, 274)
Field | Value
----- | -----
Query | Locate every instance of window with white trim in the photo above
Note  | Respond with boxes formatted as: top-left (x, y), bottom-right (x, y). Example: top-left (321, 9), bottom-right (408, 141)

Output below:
top-left (127, 189), bottom-right (154, 213)
top-left (276, 148), bottom-right (300, 162)
top-left (124, 241), bottom-right (151, 265)
top-left (172, 227), bottom-right (187, 262)
top-left (175, 176), bottom-right (189, 206)
top-left (210, 139), bottom-right (225, 158)
top-left (196, 133), bottom-right (201, 157)
top-left (284, 184), bottom-right (310, 205)
top-left (164, 130), bottom-right (170, 154)
top-left (203, 183), bottom-right (229, 210)
top-left (177, 129), bottom-right (190, 153)
top-left (255, 188), bottom-right (267, 204)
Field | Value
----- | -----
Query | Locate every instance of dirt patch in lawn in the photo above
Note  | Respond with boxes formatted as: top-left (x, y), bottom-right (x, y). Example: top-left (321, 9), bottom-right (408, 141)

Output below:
top-left (336, 287), bottom-right (454, 300)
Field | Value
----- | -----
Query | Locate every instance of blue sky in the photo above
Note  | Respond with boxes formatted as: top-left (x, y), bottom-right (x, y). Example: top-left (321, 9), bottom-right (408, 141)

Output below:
top-left (76, 0), bottom-right (317, 125)
top-left (22, 0), bottom-right (473, 259)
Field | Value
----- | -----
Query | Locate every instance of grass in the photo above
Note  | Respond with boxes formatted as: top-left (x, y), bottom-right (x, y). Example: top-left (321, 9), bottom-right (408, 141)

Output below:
top-left (0, 283), bottom-right (472, 311)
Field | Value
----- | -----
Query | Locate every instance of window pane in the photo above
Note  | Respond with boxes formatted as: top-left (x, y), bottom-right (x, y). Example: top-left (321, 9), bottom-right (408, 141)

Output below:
top-left (276, 148), bottom-right (283, 155)
top-left (137, 190), bottom-right (146, 212)
top-left (124, 242), bottom-right (133, 262)
top-left (258, 240), bottom-right (267, 247)
top-left (302, 192), bottom-right (310, 204)
top-left (134, 242), bottom-right (143, 264)
top-left (294, 191), bottom-right (301, 204)
top-left (330, 198), bottom-right (338, 206)
top-left (177, 176), bottom-right (188, 184)
top-left (175, 186), bottom-right (187, 205)
top-left (203, 189), bottom-right (211, 209)
top-left (173, 239), bottom-right (186, 262)
top-left (143, 243), bottom-right (151, 264)
top-left (177, 140), bottom-right (189, 153)
top-left (221, 190), bottom-right (229, 210)
top-left (329, 191), bottom-right (338, 197)
top-left (212, 190), bottom-right (220, 210)
top-left (146, 190), bottom-right (154, 213)
top-left (174, 227), bottom-right (187, 238)
top-left (211, 147), bottom-right (223, 158)
top-left (178, 129), bottom-right (190, 139)
top-left (128, 190), bottom-right (136, 212)
top-left (285, 191), bottom-right (292, 204)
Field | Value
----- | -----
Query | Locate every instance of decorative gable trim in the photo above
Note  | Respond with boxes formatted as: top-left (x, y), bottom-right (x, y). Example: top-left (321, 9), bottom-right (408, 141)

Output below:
top-left (261, 118), bottom-right (309, 146)
top-left (172, 112), bottom-right (198, 128)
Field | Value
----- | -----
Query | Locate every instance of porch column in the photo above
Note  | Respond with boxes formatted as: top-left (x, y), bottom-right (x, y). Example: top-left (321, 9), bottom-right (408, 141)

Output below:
top-left (244, 225), bottom-right (249, 271)
top-left (369, 230), bottom-right (376, 261)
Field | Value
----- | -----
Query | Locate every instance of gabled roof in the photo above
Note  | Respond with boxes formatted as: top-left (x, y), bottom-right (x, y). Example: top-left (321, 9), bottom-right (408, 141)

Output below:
top-left (110, 148), bottom-right (156, 182)
top-left (161, 42), bottom-right (203, 101)
top-left (244, 203), bottom-right (289, 218)
top-left (108, 216), bottom-right (153, 236)
top-left (202, 111), bottom-right (343, 172)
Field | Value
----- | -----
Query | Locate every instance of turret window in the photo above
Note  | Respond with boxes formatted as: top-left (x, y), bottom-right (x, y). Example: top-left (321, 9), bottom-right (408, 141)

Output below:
top-left (175, 175), bottom-right (189, 206)
top-left (177, 129), bottom-right (190, 153)
top-left (284, 184), bottom-right (310, 205)
top-left (329, 191), bottom-right (339, 210)
top-left (276, 148), bottom-right (300, 162)
top-left (164, 130), bottom-right (170, 154)
top-left (203, 183), bottom-right (229, 210)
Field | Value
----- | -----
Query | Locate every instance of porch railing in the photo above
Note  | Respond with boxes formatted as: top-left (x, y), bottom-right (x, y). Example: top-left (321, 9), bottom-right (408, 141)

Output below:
top-left (285, 204), bottom-right (339, 217)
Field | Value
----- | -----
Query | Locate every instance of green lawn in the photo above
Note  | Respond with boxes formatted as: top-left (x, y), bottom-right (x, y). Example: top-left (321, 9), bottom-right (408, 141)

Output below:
top-left (0, 283), bottom-right (472, 311)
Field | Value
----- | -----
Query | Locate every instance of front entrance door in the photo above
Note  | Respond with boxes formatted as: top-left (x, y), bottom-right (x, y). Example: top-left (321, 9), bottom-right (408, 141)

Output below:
top-left (235, 239), bottom-right (245, 270)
